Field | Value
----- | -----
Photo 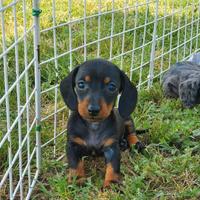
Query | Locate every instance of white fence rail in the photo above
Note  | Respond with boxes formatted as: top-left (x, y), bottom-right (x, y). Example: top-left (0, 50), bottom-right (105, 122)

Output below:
top-left (0, 0), bottom-right (200, 199)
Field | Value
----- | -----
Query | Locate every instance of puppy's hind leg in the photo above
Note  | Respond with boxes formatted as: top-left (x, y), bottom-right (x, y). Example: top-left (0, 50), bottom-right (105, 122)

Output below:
top-left (124, 117), bottom-right (145, 152)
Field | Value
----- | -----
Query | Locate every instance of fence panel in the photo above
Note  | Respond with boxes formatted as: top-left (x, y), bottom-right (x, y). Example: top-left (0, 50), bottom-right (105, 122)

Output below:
top-left (0, 0), bottom-right (41, 199)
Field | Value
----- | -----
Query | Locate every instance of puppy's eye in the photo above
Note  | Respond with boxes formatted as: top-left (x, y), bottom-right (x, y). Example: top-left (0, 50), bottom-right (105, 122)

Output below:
top-left (77, 81), bottom-right (85, 89)
top-left (108, 82), bottom-right (117, 92)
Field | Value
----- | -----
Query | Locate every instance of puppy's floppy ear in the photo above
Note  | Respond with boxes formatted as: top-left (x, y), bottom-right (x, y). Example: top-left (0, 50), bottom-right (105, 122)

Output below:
top-left (118, 70), bottom-right (138, 118)
top-left (60, 66), bottom-right (79, 111)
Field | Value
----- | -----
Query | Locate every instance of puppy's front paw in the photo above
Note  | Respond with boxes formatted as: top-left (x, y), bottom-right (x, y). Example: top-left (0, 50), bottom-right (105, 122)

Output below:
top-left (67, 162), bottom-right (85, 185)
top-left (68, 175), bottom-right (86, 186)
top-left (135, 141), bottom-right (145, 153)
top-left (103, 163), bottom-right (121, 188)
top-left (103, 176), bottom-right (121, 188)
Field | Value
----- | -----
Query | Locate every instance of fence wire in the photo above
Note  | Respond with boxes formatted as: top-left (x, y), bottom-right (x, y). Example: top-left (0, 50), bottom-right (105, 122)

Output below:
top-left (0, 0), bottom-right (200, 199)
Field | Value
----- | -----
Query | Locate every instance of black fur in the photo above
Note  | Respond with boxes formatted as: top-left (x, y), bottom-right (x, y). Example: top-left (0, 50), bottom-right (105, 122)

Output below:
top-left (60, 58), bottom-right (144, 187)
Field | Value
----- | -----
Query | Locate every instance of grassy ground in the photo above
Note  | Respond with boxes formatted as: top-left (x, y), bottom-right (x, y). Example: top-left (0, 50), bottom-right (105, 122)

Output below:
top-left (32, 84), bottom-right (200, 200)
top-left (0, 0), bottom-right (200, 199)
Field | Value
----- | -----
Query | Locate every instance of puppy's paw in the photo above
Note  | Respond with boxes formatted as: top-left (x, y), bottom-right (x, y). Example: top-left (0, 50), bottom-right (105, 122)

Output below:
top-left (135, 141), bottom-right (145, 153)
top-left (119, 138), bottom-right (129, 151)
top-left (67, 175), bottom-right (86, 186)
top-left (67, 166), bottom-right (85, 186)
top-left (103, 177), bottom-right (122, 188)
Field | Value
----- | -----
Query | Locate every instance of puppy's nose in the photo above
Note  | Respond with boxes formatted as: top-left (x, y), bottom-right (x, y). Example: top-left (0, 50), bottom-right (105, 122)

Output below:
top-left (88, 105), bottom-right (100, 116)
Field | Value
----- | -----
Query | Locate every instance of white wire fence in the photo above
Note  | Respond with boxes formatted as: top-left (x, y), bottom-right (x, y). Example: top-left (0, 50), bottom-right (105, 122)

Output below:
top-left (0, 0), bottom-right (200, 199)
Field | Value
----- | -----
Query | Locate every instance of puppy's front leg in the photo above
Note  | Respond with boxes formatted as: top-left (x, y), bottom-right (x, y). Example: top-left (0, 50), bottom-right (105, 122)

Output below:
top-left (67, 141), bottom-right (85, 184)
top-left (103, 143), bottom-right (121, 188)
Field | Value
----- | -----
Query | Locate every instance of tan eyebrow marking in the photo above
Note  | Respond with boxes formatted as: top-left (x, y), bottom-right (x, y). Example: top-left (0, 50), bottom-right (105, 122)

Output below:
top-left (104, 77), bottom-right (111, 84)
top-left (85, 75), bottom-right (91, 82)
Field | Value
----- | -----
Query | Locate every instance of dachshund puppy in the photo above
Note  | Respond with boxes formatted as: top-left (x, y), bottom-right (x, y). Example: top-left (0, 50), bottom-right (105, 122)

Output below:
top-left (60, 59), bottom-right (144, 187)
top-left (162, 61), bottom-right (200, 108)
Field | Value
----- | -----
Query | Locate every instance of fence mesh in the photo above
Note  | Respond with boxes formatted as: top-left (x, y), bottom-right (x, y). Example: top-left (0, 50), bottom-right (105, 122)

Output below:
top-left (0, 0), bottom-right (200, 199)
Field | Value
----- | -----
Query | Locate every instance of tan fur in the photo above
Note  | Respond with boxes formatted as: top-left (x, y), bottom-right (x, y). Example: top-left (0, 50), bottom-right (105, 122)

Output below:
top-left (72, 137), bottom-right (86, 146)
top-left (104, 163), bottom-right (119, 187)
top-left (127, 134), bottom-right (139, 145)
top-left (85, 75), bottom-right (91, 82)
top-left (78, 98), bottom-right (90, 118)
top-left (68, 160), bottom-right (85, 184)
top-left (99, 99), bottom-right (113, 119)
top-left (104, 77), bottom-right (111, 84)
top-left (103, 138), bottom-right (115, 147)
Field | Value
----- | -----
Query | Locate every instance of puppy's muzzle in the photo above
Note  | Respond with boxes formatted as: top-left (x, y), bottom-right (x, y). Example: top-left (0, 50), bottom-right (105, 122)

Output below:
top-left (88, 105), bottom-right (100, 116)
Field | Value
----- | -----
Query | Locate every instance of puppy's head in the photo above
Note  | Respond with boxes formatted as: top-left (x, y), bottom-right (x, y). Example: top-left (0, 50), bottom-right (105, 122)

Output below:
top-left (60, 59), bottom-right (137, 121)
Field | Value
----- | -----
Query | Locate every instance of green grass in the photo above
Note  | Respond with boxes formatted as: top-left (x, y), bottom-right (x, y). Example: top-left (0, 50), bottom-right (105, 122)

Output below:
top-left (0, 0), bottom-right (200, 199)
top-left (32, 84), bottom-right (200, 200)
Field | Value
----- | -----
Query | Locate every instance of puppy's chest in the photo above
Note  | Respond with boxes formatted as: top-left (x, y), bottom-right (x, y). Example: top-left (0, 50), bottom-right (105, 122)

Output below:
top-left (85, 123), bottom-right (110, 149)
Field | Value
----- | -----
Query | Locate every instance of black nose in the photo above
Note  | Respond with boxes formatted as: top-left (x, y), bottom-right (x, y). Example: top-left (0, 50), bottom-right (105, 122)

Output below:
top-left (88, 105), bottom-right (100, 116)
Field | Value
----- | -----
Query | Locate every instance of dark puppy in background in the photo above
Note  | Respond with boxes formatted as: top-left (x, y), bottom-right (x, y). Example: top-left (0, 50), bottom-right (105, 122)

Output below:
top-left (60, 59), bottom-right (144, 187)
top-left (162, 61), bottom-right (200, 108)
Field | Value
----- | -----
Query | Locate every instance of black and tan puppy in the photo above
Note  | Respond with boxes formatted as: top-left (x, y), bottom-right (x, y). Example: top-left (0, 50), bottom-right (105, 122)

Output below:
top-left (60, 59), bottom-right (144, 187)
top-left (162, 61), bottom-right (200, 108)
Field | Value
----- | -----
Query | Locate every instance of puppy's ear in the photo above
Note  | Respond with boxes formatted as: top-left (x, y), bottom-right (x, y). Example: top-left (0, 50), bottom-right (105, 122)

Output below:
top-left (60, 66), bottom-right (79, 111)
top-left (118, 71), bottom-right (138, 118)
